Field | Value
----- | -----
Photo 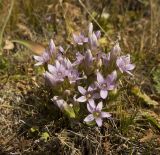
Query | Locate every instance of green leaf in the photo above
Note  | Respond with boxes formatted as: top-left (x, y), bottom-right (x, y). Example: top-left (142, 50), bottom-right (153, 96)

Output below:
top-left (132, 86), bottom-right (159, 107)
top-left (141, 112), bottom-right (160, 131)
top-left (40, 132), bottom-right (50, 142)
top-left (85, 121), bottom-right (96, 127)
top-left (64, 105), bottom-right (76, 118)
top-left (73, 103), bottom-right (80, 114)
top-left (0, 56), bottom-right (9, 70)
top-left (30, 127), bottom-right (39, 133)
top-left (12, 39), bottom-right (45, 55)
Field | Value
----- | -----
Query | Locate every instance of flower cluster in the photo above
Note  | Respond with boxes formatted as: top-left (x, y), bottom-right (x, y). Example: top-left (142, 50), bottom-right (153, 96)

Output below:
top-left (34, 23), bottom-right (135, 127)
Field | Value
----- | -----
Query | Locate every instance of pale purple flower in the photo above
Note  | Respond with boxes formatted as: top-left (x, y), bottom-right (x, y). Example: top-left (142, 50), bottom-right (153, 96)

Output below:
top-left (73, 50), bottom-right (94, 67)
top-left (84, 49), bottom-right (94, 66)
top-left (97, 52), bottom-right (110, 66)
top-left (34, 52), bottom-right (50, 66)
top-left (56, 47), bottom-right (65, 61)
top-left (51, 96), bottom-right (68, 111)
top-left (34, 39), bottom-right (56, 66)
top-left (73, 52), bottom-right (85, 66)
top-left (88, 23), bottom-right (100, 48)
top-left (59, 46), bottom-right (65, 54)
top-left (60, 58), bottom-right (82, 83)
top-left (76, 86), bottom-right (100, 103)
top-left (95, 30), bottom-right (101, 39)
top-left (47, 60), bottom-right (66, 82)
top-left (96, 71), bottom-right (117, 99)
top-left (73, 33), bottom-right (88, 45)
top-left (67, 69), bottom-right (81, 84)
top-left (110, 42), bottom-right (121, 59)
top-left (49, 39), bottom-right (56, 55)
top-left (43, 71), bottom-right (57, 85)
top-left (46, 57), bottom-right (81, 84)
top-left (116, 54), bottom-right (135, 75)
top-left (61, 58), bottom-right (73, 70)
top-left (84, 100), bottom-right (111, 127)
top-left (106, 71), bottom-right (117, 90)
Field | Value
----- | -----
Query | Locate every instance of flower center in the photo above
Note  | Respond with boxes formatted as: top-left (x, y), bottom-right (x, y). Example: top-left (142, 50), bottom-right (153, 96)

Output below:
top-left (58, 72), bottom-right (62, 76)
top-left (86, 93), bottom-right (91, 99)
top-left (93, 111), bottom-right (100, 118)
top-left (102, 83), bottom-right (107, 89)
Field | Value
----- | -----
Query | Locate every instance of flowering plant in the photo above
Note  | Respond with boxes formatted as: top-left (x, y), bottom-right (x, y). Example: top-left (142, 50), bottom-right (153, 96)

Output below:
top-left (33, 23), bottom-right (135, 127)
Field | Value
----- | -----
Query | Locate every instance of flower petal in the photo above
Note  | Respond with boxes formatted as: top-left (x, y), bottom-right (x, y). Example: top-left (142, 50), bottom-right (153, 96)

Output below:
top-left (49, 39), bottom-right (55, 54)
top-left (88, 100), bottom-right (96, 109)
top-left (48, 64), bottom-right (56, 74)
top-left (76, 96), bottom-right (87, 102)
top-left (87, 86), bottom-right (94, 91)
top-left (126, 64), bottom-right (135, 71)
top-left (78, 86), bottom-right (86, 95)
top-left (107, 84), bottom-right (115, 90)
top-left (125, 54), bottom-right (130, 63)
top-left (55, 60), bottom-right (60, 69)
top-left (96, 102), bottom-right (103, 111)
top-left (87, 103), bottom-right (94, 113)
top-left (89, 23), bottom-right (93, 35)
top-left (100, 90), bottom-right (108, 99)
top-left (95, 30), bottom-right (101, 39)
top-left (59, 46), bottom-right (64, 53)
top-left (95, 117), bottom-right (103, 127)
top-left (33, 55), bottom-right (43, 62)
top-left (84, 114), bottom-right (94, 122)
top-left (44, 71), bottom-right (57, 85)
top-left (34, 62), bottom-right (43, 66)
top-left (116, 57), bottom-right (123, 67)
top-left (109, 70), bottom-right (117, 82)
top-left (97, 72), bottom-right (104, 83)
top-left (101, 112), bottom-right (111, 118)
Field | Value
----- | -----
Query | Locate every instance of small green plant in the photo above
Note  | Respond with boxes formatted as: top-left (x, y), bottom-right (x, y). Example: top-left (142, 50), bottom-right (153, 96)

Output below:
top-left (32, 23), bottom-right (135, 127)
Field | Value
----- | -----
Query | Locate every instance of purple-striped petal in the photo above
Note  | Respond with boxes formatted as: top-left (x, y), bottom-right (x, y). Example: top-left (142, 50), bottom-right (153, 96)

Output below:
top-left (33, 55), bottom-right (43, 62)
top-left (59, 46), bottom-right (64, 53)
top-left (48, 64), bottom-right (56, 74)
top-left (101, 112), bottom-right (111, 118)
top-left (97, 72), bottom-right (104, 84)
top-left (88, 100), bottom-right (96, 109)
top-left (55, 60), bottom-right (60, 69)
top-left (84, 114), bottom-right (94, 122)
top-left (95, 118), bottom-right (103, 127)
top-left (34, 62), bottom-right (43, 66)
top-left (87, 103), bottom-right (94, 113)
top-left (95, 30), bottom-right (101, 39)
top-left (96, 102), bottom-right (103, 111)
top-left (78, 86), bottom-right (86, 95)
top-left (126, 64), bottom-right (135, 71)
top-left (49, 39), bottom-right (55, 54)
top-left (76, 96), bottom-right (87, 102)
top-left (100, 90), bottom-right (108, 99)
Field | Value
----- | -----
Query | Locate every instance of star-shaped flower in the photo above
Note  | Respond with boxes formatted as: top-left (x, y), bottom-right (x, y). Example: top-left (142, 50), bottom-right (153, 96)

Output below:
top-left (76, 86), bottom-right (100, 103)
top-left (84, 100), bottom-right (111, 127)
top-left (116, 54), bottom-right (135, 75)
top-left (96, 71), bottom-right (117, 99)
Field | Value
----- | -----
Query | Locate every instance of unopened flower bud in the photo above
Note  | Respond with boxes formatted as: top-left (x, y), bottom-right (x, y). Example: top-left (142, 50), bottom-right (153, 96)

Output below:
top-left (110, 42), bottom-right (121, 59)
top-left (64, 89), bottom-right (71, 96)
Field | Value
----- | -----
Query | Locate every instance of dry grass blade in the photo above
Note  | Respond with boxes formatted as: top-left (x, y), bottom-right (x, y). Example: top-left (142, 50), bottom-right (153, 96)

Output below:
top-left (0, 0), bottom-right (15, 52)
